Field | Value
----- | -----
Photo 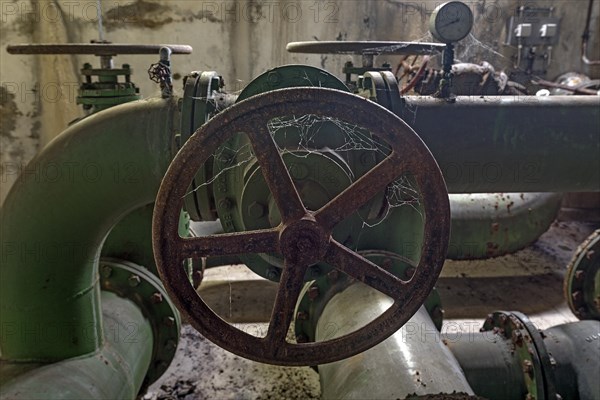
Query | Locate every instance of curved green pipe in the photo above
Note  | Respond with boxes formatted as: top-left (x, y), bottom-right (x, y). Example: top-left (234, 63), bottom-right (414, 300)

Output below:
top-left (0, 98), bottom-right (177, 361)
top-left (0, 291), bottom-right (153, 399)
top-left (448, 192), bottom-right (563, 259)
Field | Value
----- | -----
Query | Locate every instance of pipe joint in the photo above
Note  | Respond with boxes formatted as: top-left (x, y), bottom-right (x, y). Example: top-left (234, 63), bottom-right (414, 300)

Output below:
top-left (99, 258), bottom-right (181, 389)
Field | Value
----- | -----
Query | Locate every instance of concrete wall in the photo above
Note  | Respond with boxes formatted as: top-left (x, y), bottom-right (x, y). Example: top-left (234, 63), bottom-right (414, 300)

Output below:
top-left (1, 0), bottom-right (599, 203)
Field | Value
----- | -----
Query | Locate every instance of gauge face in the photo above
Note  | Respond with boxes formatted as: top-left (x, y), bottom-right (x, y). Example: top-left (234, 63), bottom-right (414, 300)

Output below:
top-left (429, 2), bottom-right (474, 43)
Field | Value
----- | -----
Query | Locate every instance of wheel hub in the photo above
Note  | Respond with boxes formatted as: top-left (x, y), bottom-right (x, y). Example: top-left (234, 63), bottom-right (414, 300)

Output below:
top-left (279, 217), bottom-right (330, 265)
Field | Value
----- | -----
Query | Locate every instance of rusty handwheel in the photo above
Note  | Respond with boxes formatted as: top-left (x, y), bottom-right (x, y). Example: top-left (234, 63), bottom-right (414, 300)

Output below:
top-left (153, 87), bottom-right (450, 366)
top-left (6, 43), bottom-right (192, 55)
top-left (286, 41), bottom-right (445, 56)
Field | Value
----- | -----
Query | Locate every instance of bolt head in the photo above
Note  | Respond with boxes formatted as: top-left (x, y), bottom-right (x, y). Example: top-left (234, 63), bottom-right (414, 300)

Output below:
top-left (308, 286), bottom-right (320, 300)
top-left (327, 270), bottom-right (339, 282)
top-left (218, 198), bottom-right (232, 211)
top-left (247, 202), bottom-right (266, 219)
top-left (295, 334), bottom-right (308, 343)
top-left (431, 306), bottom-right (444, 320)
top-left (296, 311), bottom-right (309, 321)
top-left (522, 359), bottom-right (534, 375)
top-left (192, 270), bottom-right (203, 287)
top-left (266, 268), bottom-right (280, 281)
top-left (165, 339), bottom-right (177, 351)
top-left (151, 292), bottom-right (164, 304)
top-left (128, 274), bottom-right (141, 287)
top-left (101, 265), bottom-right (112, 278)
top-left (163, 316), bottom-right (176, 327)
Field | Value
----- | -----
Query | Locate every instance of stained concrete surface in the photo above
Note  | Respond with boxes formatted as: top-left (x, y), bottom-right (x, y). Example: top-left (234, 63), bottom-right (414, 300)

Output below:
top-left (145, 220), bottom-right (598, 399)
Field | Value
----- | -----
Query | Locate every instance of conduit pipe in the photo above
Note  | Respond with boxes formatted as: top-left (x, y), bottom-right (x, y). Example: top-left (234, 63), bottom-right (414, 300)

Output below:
top-left (316, 283), bottom-right (474, 399)
top-left (0, 97), bottom-right (177, 361)
top-left (0, 291), bottom-right (153, 399)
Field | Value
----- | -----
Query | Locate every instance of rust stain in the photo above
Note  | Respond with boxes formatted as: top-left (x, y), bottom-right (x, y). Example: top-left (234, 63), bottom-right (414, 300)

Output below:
top-left (0, 86), bottom-right (22, 138)
top-left (104, 0), bottom-right (222, 30)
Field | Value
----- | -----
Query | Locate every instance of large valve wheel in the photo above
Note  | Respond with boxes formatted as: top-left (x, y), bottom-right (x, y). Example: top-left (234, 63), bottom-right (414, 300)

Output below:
top-left (153, 87), bottom-right (450, 366)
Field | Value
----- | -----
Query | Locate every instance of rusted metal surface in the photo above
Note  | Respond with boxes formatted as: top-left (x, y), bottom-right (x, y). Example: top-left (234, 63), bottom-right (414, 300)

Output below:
top-left (152, 87), bottom-right (450, 366)
top-left (6, 43), bottom-right (193, 55)
top-left (286, 41), bottom-right (445, 55)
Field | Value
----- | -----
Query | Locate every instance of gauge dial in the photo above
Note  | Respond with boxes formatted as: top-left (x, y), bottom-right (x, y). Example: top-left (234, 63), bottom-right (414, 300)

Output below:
top-left (429, 2), bottom-right (474, 43)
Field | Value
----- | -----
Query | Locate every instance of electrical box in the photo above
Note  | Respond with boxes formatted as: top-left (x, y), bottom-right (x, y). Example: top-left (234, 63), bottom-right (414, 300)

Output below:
top-left (505, 8), bottom-right (561, 46)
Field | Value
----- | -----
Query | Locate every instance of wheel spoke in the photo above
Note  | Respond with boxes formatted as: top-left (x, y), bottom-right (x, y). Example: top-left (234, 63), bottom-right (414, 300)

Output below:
top-left (178, 228), bottom-right (280, 259)
top-left (324, 240), bottom-right (407, 299)
top-left (315, 152), bottom-right (409, 231)
top-left (246, 126), bottom-right (306, 223)
top-left (265, 261), bottom-right (309, 347)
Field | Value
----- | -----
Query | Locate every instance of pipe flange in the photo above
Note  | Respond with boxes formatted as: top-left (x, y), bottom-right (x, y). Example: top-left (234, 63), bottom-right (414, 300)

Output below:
top-left (180, 71), bottom-right (223, 221)
top-left (481, 311), bottom-right (546, 400)
top-left (294, 250), bottom-right (444, 346)
top-left (99, 258), bottom-right (181, 388)
top-left (564, 229), bottom-right (600, 320)
top-left (510, 312), bottom-right (559, 400)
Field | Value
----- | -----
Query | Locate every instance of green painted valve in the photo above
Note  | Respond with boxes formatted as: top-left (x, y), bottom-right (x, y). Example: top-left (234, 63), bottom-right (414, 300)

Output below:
top-left (77, 62), bottom-right (141, 113)
top-left (6, 42), bottom-right (193, 115)
top-left (179, 65), bottom-right (428, 283)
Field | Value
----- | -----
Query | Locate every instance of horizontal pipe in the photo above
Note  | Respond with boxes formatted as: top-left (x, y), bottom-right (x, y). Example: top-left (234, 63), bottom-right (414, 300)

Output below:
top-left (443, 320), bottom-right (600, 400)
top-left (448, 192), bottom-right (562, 259)
top-left (399, 96), bottom-right (600, 193)
top-left (442, 331), bottom-right (527, 399)
top-left (0, 291), bottom-right (154, 399)
top-left (0, 98), bottom-right (177, 361)
top-left (317, 282), bottom-right (473, 399)
top-left (543, 321), bottom-right (600, 400)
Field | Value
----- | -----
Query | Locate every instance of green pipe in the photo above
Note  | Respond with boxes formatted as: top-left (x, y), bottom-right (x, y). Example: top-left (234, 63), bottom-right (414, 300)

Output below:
top-left (448, 193), bottom-right (563, 259)
top-left (101, 204), bottom-right (192, 278)
top-left (399, 96), bottom-right (600, 193)
top-left (101, 204), bottom-right (161, 276)
top-left (441, 330), bottom-right (527, 399)
top-left (0, 291), bottom-right (153, 399)
top-left (443, 318), bottom-right (600, 399)
top-left (543, 321), bottom-right (600, 400)
top-left (0, 98), bottom-right (177, 361)
top-left (317, 282), bottom-right (474, 399)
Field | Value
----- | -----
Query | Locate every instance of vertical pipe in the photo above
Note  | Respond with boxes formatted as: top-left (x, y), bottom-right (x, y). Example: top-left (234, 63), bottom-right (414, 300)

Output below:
top-left (316, 283), bottom-right (474, 399)
top-left (0, 98), bottom-right (177, 361)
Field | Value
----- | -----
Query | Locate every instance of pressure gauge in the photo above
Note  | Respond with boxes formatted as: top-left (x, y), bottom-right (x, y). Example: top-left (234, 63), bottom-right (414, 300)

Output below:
top-left (429, 2), bottom-right (474, 43)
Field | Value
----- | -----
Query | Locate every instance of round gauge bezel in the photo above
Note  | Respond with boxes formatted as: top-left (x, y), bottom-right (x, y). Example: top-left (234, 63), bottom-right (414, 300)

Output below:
top-left (429, 1), bottom-right (474, 43)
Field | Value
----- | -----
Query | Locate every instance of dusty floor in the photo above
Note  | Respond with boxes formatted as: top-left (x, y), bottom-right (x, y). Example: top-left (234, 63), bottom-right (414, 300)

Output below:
top-left (144, 219), bottom-right (598, 400)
